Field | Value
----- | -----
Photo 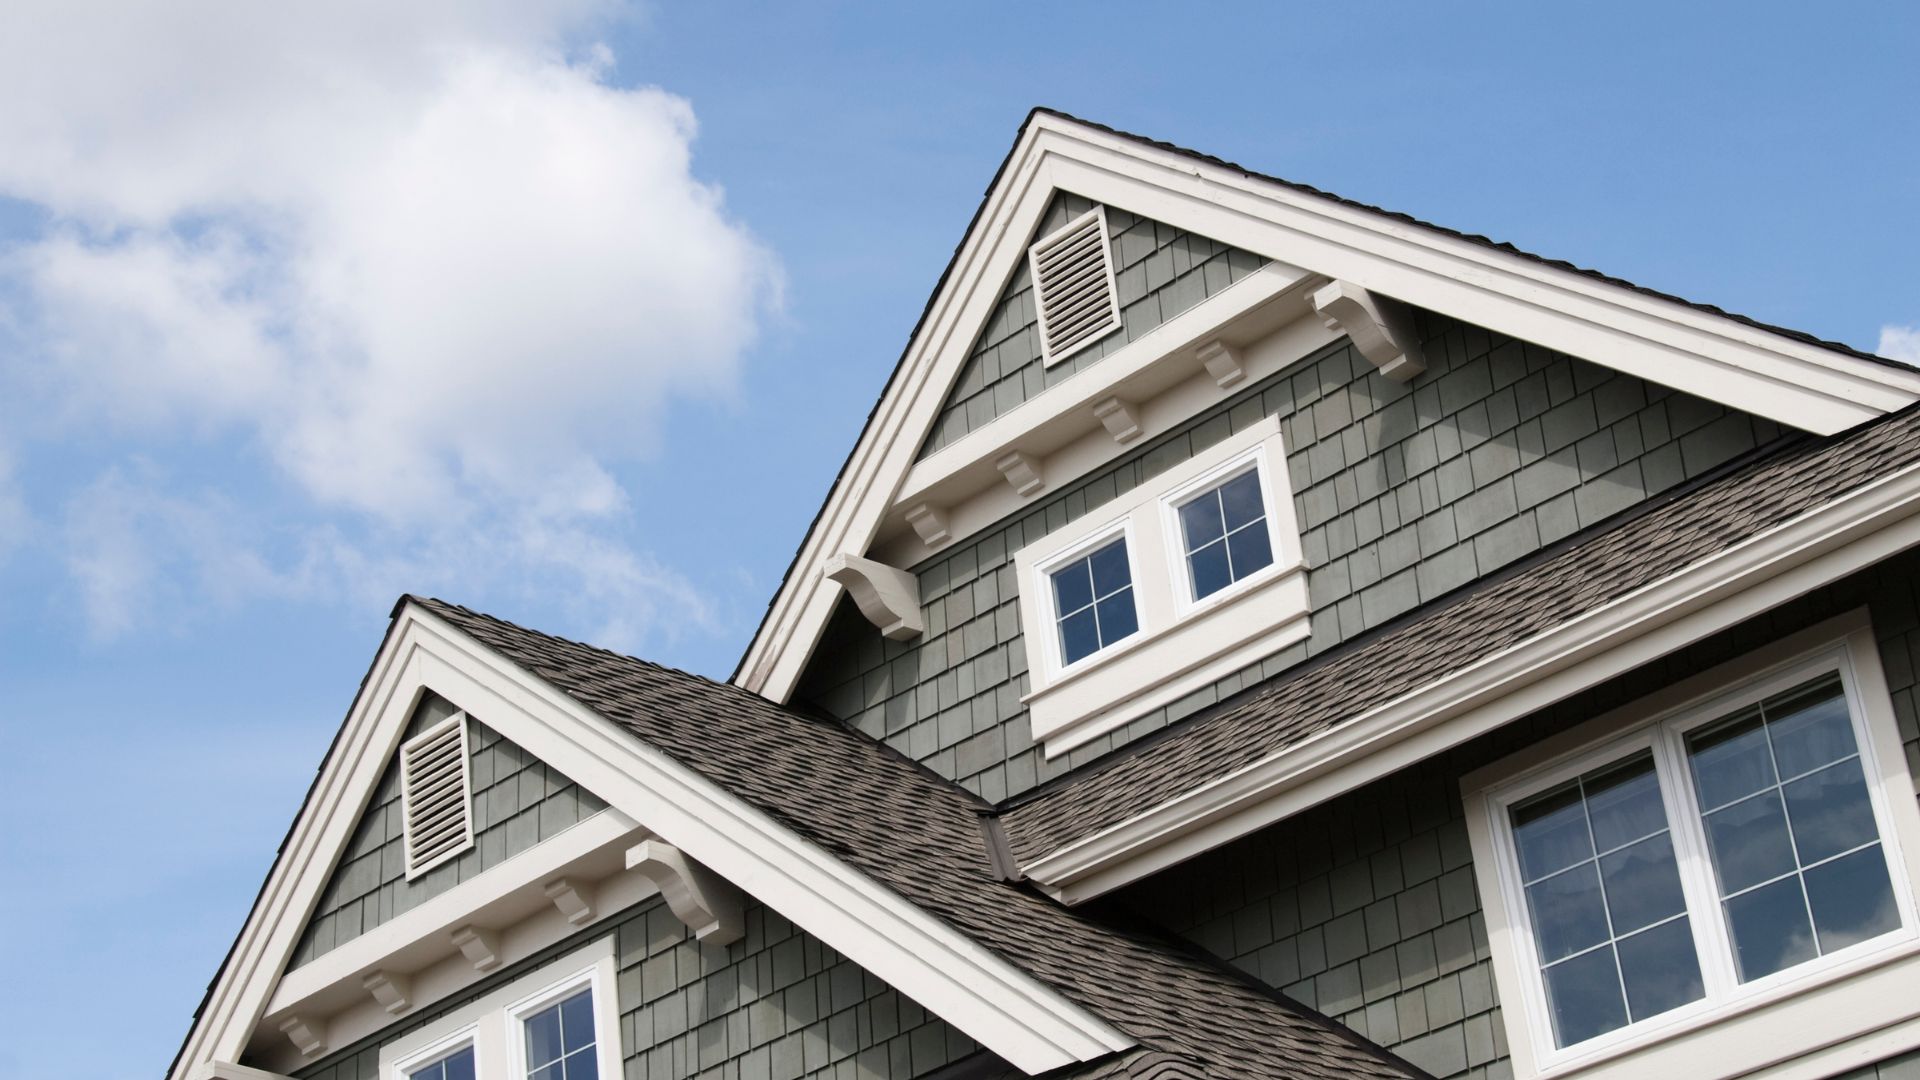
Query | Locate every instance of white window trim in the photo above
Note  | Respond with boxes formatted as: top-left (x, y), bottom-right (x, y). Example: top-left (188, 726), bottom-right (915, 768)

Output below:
top-left (1031, 516), bottom-right (1141, 681)
top-left (402, 711), bottom-right (476, 880)
top-left (1015, 414), bottom-right (1309, 758)
top-left (1031, 207), bottom-right (1122, 368)
top-left (1463, 611), bottom-right (1920, 1080)
top-left (381, 938), bottom-right (623, 1080)
top-left (1156, 445), bottom-right (1289, 618)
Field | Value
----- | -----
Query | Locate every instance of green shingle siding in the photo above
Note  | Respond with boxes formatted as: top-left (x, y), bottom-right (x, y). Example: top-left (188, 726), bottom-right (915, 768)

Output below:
top-left (918, 192), bottom-right (1266, 457)
top-left (291, 895), bottom-right (988, 1080)
top-left (288, 692), bottom-right (609, 969)
top-left (796, 312), bottom-right (1784, 802)
top-left (1120, 548), bottom-right (1920, 1080)
top-left (1834, 1045), bottom-right (1920, 1080)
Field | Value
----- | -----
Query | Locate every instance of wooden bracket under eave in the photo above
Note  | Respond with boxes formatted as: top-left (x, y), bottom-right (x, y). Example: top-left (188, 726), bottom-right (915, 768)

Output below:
top-left (1311, 280), bottom-right (1426, 381)
top-left (626, 840), bottom-right (745, 944)
top-left (823, 553), bottom-right (924, 641)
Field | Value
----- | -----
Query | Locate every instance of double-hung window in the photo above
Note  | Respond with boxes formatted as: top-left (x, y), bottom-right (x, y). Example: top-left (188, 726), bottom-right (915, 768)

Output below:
top-left (1468, 620), bottom-right (1920, 1077)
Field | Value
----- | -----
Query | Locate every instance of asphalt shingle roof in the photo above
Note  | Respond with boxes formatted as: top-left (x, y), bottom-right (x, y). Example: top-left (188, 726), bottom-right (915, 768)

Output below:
top-left (999, 404), bottom-right (1920, 863)
top-left (412, 598), bottom-right (1428, 1080)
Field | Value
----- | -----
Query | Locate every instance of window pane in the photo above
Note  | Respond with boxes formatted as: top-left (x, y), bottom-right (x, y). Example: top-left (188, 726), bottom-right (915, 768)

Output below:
top-left (1765, 676), bottom-right (1853, 779)
top-left (1528, 863), bottom-right (1611, 963)
top-left (1513, 783), bottom-right (1592, 882)
top-left (1187, 540), bottom-right (1233, 600)
top-left (443, 1048), bottom-right (475, 1080)
top-left (1095, 590), bottom-right (1138, 644)
top-left (559, 989), bottom-right (595, 1054)
top-left (1051, 561), bottom-right (1093, 615)
top-left (1723, 876), bottom-right (1817, 981)
top-left (1543, 945), bottom-right (1627, 1048)
top-left (527, 1001), bottom-right (565, 1068)
top-left (1701, 792), bottom-right (1797, 894)
top-left (563, 1047), bottom-right (600, 1080)
top-left (1058, 608), bottom-right (1100, 665)
top-left (1617, 917), bottom-right (1704, 1021)
top-left (1781, 758), bottom-right (1878, 864)
top-left (1599, 833), bottom-right (1687, 935)
top-left (1226, 523), bottom-right (1274, 579)
top-left (1179, 493), bottom-right (1225, 550)
top-left (1584, 756), bottom-right (1666, 852)
top-left (529, 1066), bottom-right (563, 1080)
top-left (1219, 471), bottom-right (1265, 530)
top-left (1689, 710), bottom-right (1776, 809)
top-left (1803, 844), bottom-right (1899, 953)
top-left (1088, 539), bottom-right (1131, 597)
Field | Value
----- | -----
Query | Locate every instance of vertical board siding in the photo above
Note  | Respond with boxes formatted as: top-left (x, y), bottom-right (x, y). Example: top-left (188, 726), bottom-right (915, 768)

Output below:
top-left (292, 896), bottom-right (989, 1080)
top-left (289, 692), bottom-right (609, 969)
top-left (918, 192), bottom-right (1266, 457)
top-left (796, 312), bottom-right (1782, 802)
top-left (1117, 549), bottom-right (1920, 1080)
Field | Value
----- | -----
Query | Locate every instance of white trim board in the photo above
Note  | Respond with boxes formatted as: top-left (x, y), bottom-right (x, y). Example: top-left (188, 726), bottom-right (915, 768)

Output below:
top-left (734, 109), bottom-right (1919, 706)
top-left (169, 603), bottom-right (1131, 1080)
top-left (1021, 455), bottom-right (1920, 905)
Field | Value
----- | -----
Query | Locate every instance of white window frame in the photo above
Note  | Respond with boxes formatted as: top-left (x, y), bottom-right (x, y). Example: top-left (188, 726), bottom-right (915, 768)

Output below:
top-left (1031, 516), bottom-right (1142, 680)
top-left (1464, 611), bottom-right (1920, 1080)
top-left (381, 938), bottom-right (623, 1080)
top-left (1157, 446), bottom-right (1288, 617)
top-left (1014, 414), bottom-right (1308, 758)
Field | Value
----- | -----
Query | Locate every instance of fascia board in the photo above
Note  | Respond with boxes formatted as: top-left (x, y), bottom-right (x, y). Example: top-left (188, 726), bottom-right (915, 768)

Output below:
top-left (174, 600), bottom-right (1132, 1079)
top-left (735, 109), bottom-right (1918, 711)
top-left (391, 608), bottom-right (1132, 1072)
top-left (736, 125), bottom-right (1066, 701)
top-left (1028, 118), bottom-right (1920, 430)
top-left (1023, 457), bottom-right (1920, 905)
top-left (171, 616), bottom-right (427, 1078)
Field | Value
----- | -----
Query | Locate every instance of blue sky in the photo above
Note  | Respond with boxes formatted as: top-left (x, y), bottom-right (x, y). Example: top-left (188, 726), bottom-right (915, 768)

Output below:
top-left (0, 4), bottom-right (1914, 1077)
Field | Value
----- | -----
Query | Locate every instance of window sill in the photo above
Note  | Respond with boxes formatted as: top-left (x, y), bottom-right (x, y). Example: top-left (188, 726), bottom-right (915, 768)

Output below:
top-left (1523, 933), bottom-right (1920, 1080)
top-left (1024, 561), bottom-right (1309, 758)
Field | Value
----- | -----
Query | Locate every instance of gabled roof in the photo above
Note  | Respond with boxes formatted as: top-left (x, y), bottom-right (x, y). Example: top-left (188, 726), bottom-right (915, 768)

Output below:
top-left (1002, 400), bottom-right (1920, 896)
top-left (734, 108), bottom-right (1920, 707)
top-left (417, 596), bottom-right (1427, 1080)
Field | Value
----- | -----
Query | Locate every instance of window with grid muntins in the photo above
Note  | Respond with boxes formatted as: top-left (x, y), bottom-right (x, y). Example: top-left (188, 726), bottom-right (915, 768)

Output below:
top-left (1029, 207), bottom-right (1121, 365)
top-left (402, 713), bottom-right (473, 878)
top-left (1176, 468), bottom-right (1275, 601)
top-left (1049, 536), bottom-right (1138, 667)
top-left (1495, 664), bottom-right (1908, 1055)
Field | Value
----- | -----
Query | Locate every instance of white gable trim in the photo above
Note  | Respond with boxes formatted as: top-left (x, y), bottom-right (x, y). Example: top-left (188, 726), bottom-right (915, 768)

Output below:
top-left (735, 110), bottom-right (1919, 703)
top-left (170, 604), bottom-right (1130, 1080)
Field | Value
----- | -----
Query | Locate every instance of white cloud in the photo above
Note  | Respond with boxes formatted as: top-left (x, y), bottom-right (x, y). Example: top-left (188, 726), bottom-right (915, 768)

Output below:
top-left (0, 0), bottom-right (777, 639)
top-left (1880, 325), bottom-right (1920, 367)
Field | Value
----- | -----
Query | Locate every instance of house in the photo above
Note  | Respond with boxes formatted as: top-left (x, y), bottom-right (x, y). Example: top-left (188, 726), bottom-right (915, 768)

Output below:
top-left (169, 109), bottom-right (1920, 1080)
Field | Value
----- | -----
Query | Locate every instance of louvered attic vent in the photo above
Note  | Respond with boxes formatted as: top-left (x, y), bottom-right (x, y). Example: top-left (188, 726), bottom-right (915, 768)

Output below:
top-left (1030, 207), bottom-right (1122, 366)
top-left (401, 712), bottom-right (473, 878)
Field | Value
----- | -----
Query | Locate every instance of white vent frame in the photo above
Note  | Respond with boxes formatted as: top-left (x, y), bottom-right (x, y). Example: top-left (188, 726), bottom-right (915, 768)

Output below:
top-left (400, 711), bottom-right (475, 880)
top-left (1029, 206), bottom-right (1123, 367)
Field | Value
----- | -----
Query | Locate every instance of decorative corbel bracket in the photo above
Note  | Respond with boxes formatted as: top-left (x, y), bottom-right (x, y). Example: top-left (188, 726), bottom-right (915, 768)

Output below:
top-left (996, 450), bottom-right (1045, 497)
top-left (904, 502), bottom-right (951, 549)
top-left (449, 925), bottom-right (502, 973)
top-left (1311, 280), bottom-right (1426, 381)
top-left (362, 970), bottom-right (411, 1016)
top-left (626, 840), bottom-right (745, 945)
top-left (543, 878), bottom-right (594, 926)
top-left (278, 1016), bottom-right (326, 1058)
top-left (1196, 340), bottom-right (1245, 388)
top-left (823, 553), bottom-right (924, 641)
top-left (1091, 396), bottom-right (1142, 443)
